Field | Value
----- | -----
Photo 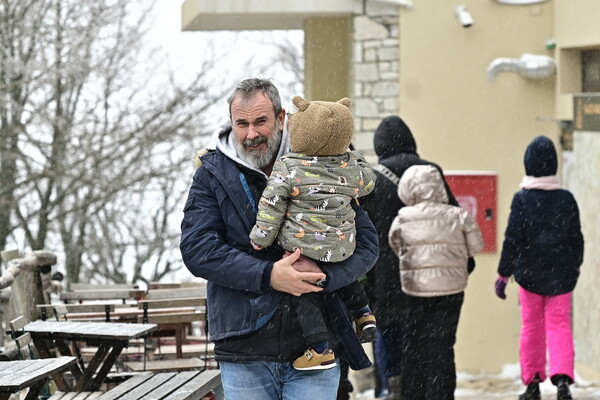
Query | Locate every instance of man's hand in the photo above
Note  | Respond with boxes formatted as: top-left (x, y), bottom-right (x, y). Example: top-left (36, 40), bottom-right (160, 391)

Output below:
top-left (271, 249), bottom-right (325, 296)
top-left (289, 252), bottom-right (323, 285)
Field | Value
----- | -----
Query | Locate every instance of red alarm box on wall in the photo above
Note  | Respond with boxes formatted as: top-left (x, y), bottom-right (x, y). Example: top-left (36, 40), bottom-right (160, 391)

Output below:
top-left (444, 171), bottom-right (497, 253)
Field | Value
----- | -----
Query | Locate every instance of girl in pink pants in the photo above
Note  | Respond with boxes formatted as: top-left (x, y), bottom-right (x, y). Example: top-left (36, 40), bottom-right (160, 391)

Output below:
top-left (495, 136), bottom-right (584, 400)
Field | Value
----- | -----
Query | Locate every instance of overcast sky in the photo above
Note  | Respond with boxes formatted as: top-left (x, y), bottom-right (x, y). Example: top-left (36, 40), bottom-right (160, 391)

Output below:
top-left (148, 0), bottom-right (304, 116)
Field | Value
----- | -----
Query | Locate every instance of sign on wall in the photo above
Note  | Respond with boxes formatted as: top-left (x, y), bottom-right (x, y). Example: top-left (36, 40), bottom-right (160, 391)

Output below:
top-left (574, 94), bottom-right (600, 132)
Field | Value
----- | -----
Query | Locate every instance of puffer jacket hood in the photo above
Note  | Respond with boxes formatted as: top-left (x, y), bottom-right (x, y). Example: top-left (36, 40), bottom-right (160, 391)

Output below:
top-left (524, 135), bottom-right (558, 177)
top-left (398, 165), bottom-right (449, 206)
top-left (374, 115), bottom-right (418, 160)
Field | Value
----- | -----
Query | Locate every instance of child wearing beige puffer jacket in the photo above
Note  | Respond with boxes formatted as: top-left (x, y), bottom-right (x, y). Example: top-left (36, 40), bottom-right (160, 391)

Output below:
top-left (388, 164), bottom-right (483, 400)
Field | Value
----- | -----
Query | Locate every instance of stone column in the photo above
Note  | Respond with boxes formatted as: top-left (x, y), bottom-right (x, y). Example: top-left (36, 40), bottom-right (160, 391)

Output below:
top-left (352, 3), bottom-right (400, 159)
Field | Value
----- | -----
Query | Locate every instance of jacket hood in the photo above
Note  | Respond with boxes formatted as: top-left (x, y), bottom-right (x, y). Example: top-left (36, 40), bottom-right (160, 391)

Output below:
top-left (524, 135), bottom-right (558, 177)
top-left (398, 165), bottom-right (448, 206)
top-left (374, 115), bottom-right (418, 160)
top-left (215, 116), bottom-right (291, 178)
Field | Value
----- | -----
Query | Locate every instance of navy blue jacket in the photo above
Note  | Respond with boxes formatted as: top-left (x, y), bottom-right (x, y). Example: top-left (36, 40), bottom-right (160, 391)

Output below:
top-left (497, 188), bottom-right (584, 295)
top-left (498, 136), bottom-right (584, 295)
top-left (180, 148), bottom-right (379, 369)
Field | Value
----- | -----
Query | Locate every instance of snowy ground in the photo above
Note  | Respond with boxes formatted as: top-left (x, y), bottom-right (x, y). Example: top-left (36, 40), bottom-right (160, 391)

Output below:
top-left (352, 364), bottom-right (600, 400)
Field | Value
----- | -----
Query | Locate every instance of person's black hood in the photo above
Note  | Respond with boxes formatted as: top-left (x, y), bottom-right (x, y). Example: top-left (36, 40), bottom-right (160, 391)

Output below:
top-left (374, 115), bottom-right (418, 160)
top-left (524, 135), bottom-right (558, 177)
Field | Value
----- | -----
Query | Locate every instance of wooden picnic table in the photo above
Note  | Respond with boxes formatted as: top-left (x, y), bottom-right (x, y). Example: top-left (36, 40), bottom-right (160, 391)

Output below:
top-left (0, 357), bottom-right (77, 400)
top-left (96, 370), bottom-right (222, 400)
top-left (24, 320), bottom-right (157, 392)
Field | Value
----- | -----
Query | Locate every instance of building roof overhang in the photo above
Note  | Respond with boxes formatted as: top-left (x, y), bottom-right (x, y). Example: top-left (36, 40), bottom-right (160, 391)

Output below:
top-left (181, 0), bottom-right (361, 31)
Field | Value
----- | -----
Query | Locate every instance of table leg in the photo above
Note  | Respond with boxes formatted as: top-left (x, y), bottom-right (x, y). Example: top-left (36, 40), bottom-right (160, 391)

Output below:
top-left (74, 343), bottom-right (110, 392)
top-left (176, 325), bottom-right (184, 359)
top-left (32, 338), bottom-right (75, 392)
top-left (24, 379), bottom-right (47, 400)
top-left (54, 339), bottom-right (83, 380)
top-left (88, 343), bottom-right (125, 391)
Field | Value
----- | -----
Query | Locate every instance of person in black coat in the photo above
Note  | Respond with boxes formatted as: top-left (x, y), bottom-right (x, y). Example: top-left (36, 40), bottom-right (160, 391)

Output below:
top-left (495, 135), bottom-right (584, 400)
top-left (362, 116), bottom-right (462, 399)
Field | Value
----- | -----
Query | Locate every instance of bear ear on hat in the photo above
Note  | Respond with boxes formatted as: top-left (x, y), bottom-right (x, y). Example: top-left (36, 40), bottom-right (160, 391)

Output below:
top-left (292, 96), bottom-right (310, 111)
top-left (338, 97), bottom-right (352, 109)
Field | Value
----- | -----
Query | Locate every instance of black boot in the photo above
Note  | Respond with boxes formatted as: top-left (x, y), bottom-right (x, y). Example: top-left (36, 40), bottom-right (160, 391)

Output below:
top-left (553, 374), bottom-right (573, 400)
top-left (385, 375), bottom-right (402, 400)
top-left (519, 381), bottom-right (541, 400)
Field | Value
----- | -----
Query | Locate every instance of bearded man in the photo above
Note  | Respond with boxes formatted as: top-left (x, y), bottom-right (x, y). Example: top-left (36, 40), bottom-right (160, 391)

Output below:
top-left (180, 78), bottom-right (378, 400)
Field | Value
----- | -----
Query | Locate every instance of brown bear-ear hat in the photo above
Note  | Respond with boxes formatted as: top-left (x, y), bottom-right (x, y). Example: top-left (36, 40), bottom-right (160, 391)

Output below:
top-left (289, 96), bottom-right (354, 156)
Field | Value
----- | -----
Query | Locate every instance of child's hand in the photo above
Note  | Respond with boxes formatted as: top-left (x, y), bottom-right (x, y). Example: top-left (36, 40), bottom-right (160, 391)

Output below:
top-left (251, 240), bottom-right (264, 251)
top-left (288, 251), bottom-right (321, 277)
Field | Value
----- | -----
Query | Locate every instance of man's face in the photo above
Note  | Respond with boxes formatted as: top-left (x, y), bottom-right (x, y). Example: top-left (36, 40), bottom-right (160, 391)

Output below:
top-left (231, 92), bottom-right (285, 171)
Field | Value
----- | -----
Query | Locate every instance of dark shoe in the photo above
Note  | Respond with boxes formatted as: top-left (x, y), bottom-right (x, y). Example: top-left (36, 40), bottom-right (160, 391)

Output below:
top-left (385, 375), bottom-right (402, 400)
top-left (355, 312), bottom-right (377, 343)
top-left (336, 377), bottom-right (353, 400)
top-left (553, 374), bottom-right (573, 400)
top-left (557, 383), bottom-right (572, 400)
top-left (519, 382), bottom-right (541, 400)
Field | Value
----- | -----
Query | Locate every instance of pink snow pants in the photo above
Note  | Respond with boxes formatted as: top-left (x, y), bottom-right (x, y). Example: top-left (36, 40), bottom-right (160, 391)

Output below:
top-left (519, 286), bottom-right (574, 385)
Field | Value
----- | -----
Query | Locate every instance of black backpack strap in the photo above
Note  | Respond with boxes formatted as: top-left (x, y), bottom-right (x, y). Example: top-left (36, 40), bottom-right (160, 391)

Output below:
top-left (375, 164), bottom-right (401, 186)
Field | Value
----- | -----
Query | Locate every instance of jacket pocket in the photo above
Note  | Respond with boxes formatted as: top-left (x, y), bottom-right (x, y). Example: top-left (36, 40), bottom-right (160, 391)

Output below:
top-left (182, 197), bottom-right (194, 223)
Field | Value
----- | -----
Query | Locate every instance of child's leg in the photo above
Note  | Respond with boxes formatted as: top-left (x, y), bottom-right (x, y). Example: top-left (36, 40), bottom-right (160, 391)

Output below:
top-left (519, 286), bottom-right (548, 384)
top-left (338, 281), bottom-right (371, 315)
top-left (339, 281), bottom-right (376, 342)
top-left (290, 294), bottom-right (336, 371)
top-left (545, 291), bottom-right (575, 383)
top-left (289, 293), bottom-right (330, 349)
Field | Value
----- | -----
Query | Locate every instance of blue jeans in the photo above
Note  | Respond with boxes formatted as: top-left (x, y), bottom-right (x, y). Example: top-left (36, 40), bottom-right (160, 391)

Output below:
top-left (220, 360), bottom-right (340, 400)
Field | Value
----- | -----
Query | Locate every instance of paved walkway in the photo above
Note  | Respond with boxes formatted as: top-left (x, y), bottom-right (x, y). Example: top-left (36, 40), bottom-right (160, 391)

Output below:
top-left (352, 373), bottom-right (600, 400)
top-left (455, 375), bottom-right (600, 399)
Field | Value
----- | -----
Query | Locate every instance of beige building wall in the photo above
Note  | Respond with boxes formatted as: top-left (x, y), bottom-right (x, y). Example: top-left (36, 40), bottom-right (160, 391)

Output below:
top-left (399, 1), bottom-right (556, 374)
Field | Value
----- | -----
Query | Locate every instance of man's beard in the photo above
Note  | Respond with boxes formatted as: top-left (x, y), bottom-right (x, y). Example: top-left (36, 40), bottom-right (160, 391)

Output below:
top-left (234, 123), bottom-right (282, 170)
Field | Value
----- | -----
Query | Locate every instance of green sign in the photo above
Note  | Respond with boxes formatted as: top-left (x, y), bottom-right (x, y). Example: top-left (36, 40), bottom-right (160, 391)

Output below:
top-left (574, 94), bottom-right (600, 132)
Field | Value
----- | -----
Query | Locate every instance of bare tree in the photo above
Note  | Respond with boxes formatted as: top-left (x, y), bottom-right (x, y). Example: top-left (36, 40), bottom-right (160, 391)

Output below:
top-left (255, 31), bottom-right (305, 101)
top-left (0, 0), bottom-right (227, 284)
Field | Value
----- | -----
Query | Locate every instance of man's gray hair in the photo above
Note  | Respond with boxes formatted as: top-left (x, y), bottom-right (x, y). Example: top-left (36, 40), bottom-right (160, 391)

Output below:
top-left (227, 78), bottom-right (282, 117)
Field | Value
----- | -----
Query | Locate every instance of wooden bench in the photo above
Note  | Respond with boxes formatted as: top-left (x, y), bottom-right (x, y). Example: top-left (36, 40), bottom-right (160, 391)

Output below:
top-left (37, 304), bottom-right (116, 322)
top-left (149, 282), bottom-right (206, 290)
top-left (95, 370), bottom-right (222, 400)
top-left (71, 283), bottom-right (139, 291)
top-left (60, 289), bottom-right (145, 304)
top-left (123, 358), bottom-right (209, 373)
top-left (154, 343), bottom-right (214, 358)
top-left (58, 306), bottom-right (194, 323)
top-left (143, 288), bottom-right (206, 300)
top-left (120, 312), bottom-right (210, 373)
top-left (48, 391), bottom-right (104, 399)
